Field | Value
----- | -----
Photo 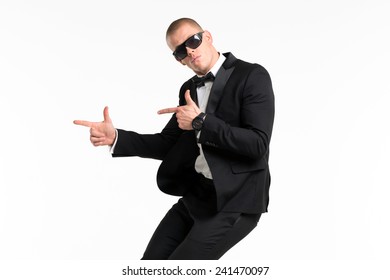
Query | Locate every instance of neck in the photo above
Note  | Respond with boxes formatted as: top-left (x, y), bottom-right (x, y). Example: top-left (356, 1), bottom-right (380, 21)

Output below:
top-left (197, 51), bottom-right (220, 76)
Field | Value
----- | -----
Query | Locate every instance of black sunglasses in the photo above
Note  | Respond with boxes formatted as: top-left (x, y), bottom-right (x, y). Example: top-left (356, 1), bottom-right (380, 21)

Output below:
top-left (172, 32), bottom-right (204, 61)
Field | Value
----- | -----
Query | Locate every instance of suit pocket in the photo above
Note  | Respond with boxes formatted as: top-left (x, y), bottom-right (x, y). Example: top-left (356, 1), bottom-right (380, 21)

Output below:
top-left (230, 158), bottom-right (267, 174)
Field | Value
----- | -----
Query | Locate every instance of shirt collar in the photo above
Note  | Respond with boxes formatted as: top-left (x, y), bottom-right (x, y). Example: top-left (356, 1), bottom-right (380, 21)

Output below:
top-left (209, 52), bottom-right (225, 77)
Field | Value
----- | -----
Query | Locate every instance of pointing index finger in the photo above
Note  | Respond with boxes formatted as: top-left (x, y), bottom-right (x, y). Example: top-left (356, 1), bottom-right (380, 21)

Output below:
top-left (73, 120), bottom-right (94, 127)
top-left (157, 107), bottom-right (179, 115)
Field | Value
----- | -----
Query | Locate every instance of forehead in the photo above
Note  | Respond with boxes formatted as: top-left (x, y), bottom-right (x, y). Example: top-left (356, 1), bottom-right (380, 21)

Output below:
top-left (167, 23), bottom-right (201, 50)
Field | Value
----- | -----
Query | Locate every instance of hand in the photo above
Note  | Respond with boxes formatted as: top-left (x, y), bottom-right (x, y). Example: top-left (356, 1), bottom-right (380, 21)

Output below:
top-left (73, 106), bottom-right (116, 146)
top-left (157, 90), bottom-right (200, 130)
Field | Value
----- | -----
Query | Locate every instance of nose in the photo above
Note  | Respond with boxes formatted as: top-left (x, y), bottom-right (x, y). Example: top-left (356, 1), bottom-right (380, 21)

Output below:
top-left (186, 47), bottom-right (195, 57)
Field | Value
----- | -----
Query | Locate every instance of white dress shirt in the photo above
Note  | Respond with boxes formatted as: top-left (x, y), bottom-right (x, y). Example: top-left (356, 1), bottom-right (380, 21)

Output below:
top-left (194, 54), bottom-right (225, 179)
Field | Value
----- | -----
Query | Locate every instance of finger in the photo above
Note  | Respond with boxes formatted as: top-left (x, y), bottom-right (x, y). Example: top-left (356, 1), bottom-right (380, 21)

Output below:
top-left (90, 134), bottom-right (108, 145)
top-left (90, 127), bottom-right (105, 137)
top-left (103, 106), bottom-right (112, 123)
top-left (73, 120), bottom-right (94, 127)
top-left (184, 90), bottom-right (195, 105)
top-left (92, 140), bottom-right (104, 147)
top-left (90, 136), bottom-right (103, 144)
top-left (157, 107), bottom-right (179, 114)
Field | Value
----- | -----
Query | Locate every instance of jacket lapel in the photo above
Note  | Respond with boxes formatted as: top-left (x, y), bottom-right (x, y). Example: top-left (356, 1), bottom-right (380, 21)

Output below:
top-left (206, 52), bottom-right (237, 114)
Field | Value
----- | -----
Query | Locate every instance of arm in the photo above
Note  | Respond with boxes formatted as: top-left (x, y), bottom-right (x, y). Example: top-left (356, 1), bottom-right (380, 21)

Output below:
top-left (74, 106), bottom-right (183, 160)
top-left (199, 66), bottom-right (274, 160)
top-left (112, 113), bottom-right (183, 160)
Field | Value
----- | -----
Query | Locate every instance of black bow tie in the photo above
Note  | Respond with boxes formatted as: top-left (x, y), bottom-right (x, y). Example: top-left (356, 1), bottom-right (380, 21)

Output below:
top-left (192, 72), bottom-right (215, 88)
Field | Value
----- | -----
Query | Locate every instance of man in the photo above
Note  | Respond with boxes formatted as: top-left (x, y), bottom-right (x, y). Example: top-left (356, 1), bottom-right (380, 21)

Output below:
top-left (74, 18), bottom-right (274, 259)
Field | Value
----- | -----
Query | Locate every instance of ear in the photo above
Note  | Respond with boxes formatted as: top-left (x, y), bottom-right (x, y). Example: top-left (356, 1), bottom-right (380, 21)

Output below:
top-left (203, 30), bottom-right (213, 44)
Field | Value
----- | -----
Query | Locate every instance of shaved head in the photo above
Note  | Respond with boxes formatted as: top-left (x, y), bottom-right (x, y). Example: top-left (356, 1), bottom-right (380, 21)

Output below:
top-left (166, 18), bottom-right (203, 39)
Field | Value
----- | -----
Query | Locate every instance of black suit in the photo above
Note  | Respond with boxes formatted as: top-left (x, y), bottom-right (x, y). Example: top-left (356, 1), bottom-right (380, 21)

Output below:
top-left (113, 53), bottom-right (274, 259)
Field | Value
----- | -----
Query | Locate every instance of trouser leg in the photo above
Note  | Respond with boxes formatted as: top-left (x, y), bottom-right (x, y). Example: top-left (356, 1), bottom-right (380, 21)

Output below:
top-left (141, 200), bottom-right (193, 260)
top-left (168, 212), bottom-right (261, 260)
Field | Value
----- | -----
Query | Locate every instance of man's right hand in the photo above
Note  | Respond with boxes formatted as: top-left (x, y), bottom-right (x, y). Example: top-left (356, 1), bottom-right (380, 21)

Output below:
top-left (73, 106), bottom-right (116, 146)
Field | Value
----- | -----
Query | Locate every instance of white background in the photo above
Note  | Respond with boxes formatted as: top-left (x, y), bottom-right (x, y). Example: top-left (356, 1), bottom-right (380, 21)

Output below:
top-left (1, 0), bottom-right (389, 278)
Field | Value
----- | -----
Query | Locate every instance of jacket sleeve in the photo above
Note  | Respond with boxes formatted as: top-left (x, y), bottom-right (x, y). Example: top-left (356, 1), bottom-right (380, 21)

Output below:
top-left (112, 113), bottom-right (183, 160)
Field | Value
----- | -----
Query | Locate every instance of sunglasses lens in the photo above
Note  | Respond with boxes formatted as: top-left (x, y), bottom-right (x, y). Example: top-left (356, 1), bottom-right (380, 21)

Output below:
top-left (173, 32), bottom-right (203, 61)
top-left (186, 34), bottom-right (202, 49)
top-left (174, 46), bottom-right (187, 61)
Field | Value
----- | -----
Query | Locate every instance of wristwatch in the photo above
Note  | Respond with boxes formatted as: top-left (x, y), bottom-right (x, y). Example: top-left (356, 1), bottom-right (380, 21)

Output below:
top-left (192, 112), bottom-right (207, 131)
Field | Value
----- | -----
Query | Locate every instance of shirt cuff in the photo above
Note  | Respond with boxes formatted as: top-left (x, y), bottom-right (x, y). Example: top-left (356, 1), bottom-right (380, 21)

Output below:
top-left (109, 129), bottom-right (119, 154)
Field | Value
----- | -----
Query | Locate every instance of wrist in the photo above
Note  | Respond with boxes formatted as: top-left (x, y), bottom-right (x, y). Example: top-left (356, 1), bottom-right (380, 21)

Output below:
top-left (192, 112), bottom-right (207, 131)
top-left (108, 129), bottom-right (117, 145)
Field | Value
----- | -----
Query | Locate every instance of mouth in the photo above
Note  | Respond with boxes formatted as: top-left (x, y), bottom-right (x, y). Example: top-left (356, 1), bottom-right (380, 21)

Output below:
top-left (191, 55), bottom-right (201, 63)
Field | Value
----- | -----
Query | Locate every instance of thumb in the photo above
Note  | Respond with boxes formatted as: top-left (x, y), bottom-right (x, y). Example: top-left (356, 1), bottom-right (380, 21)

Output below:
top-left (184, 90), bottom-right (195, 105)
top-left (103, 106), bottom-right (112, 123)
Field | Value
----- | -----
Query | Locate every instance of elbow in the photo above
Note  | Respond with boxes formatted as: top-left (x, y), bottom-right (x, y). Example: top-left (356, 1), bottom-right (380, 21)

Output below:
top-left (251, 132), bottom-right (270, 159)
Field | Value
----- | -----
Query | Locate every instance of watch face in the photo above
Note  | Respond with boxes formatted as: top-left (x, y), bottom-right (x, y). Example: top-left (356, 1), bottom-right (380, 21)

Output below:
top-left (193, 118), bottom-right (203, 130)
top-left (192, 113), bottom-right (206, 130)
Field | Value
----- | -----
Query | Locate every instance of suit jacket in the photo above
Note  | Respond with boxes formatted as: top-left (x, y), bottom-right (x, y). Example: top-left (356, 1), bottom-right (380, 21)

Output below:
top-left (113, 53), bottom-right (275, 214)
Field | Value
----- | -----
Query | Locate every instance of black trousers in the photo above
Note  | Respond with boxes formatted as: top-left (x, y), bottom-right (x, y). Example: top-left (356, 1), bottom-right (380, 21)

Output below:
top-left (141, 198), bottom-right (261, 260)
